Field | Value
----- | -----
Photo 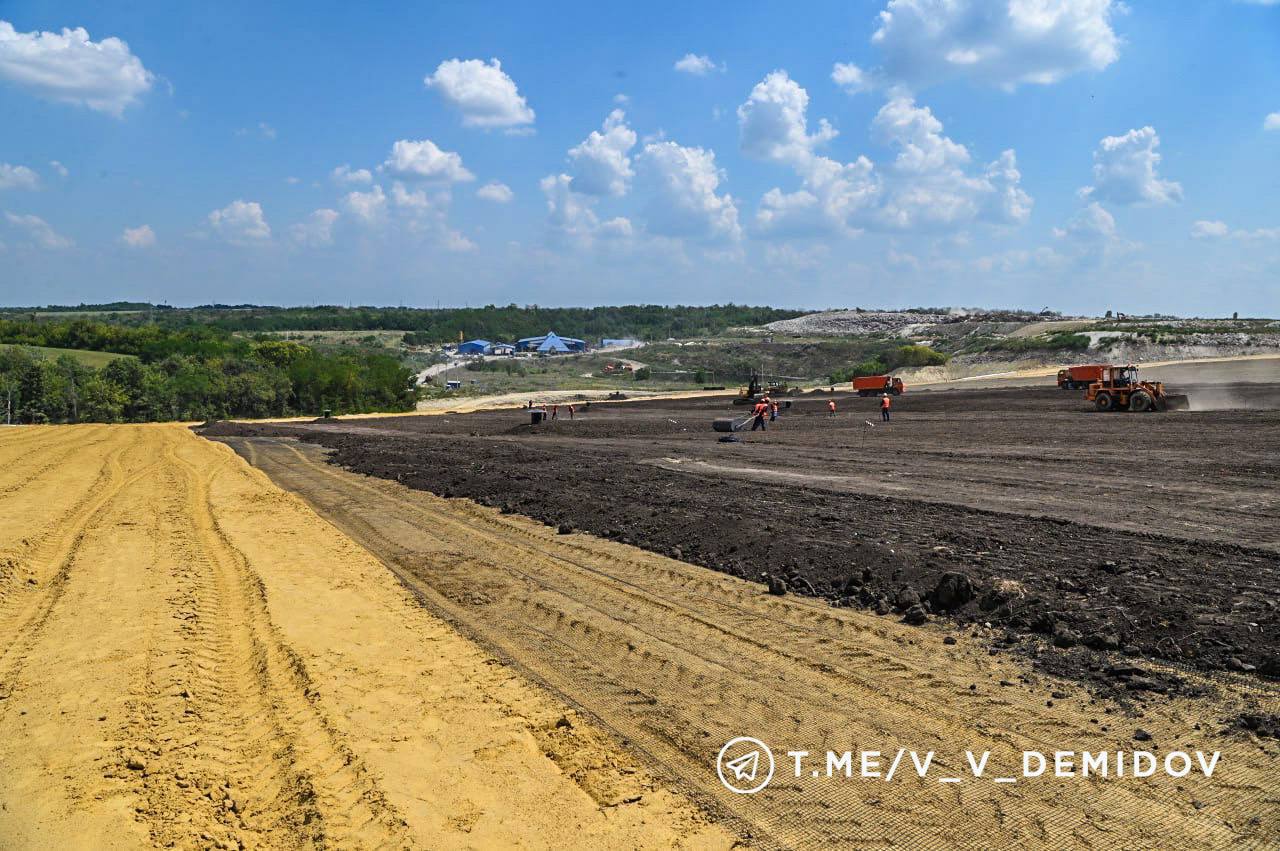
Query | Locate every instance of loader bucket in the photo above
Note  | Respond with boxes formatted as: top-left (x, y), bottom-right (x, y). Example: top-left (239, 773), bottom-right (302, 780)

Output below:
top-left (1160, 394), bottom-right (1190, 412)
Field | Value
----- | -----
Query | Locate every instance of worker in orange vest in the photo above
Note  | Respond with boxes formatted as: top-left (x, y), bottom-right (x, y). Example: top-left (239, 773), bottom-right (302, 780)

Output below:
top-left (770, 399), bottom-right (779, 421)
top-left (751, 399), bottom-right (768, 431)
top-left (827, 399), bottom-right (836, 416)
top-left (880, 393), bottom-right (891, 422)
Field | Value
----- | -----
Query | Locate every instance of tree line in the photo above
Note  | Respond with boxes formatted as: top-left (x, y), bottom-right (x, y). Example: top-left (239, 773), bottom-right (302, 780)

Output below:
top-left (0, 319), bottom-right (417, 424)
top-left (4, 304), bottom-right (806, 343)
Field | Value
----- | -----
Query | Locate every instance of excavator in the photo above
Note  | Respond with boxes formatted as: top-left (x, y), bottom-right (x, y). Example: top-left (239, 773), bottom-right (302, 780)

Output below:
top-left (1083, 364), bottom-right (1189, 412)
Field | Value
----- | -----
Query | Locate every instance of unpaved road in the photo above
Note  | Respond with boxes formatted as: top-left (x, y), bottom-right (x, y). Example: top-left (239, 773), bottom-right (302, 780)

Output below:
top-left (0, 425), bottom-right (729, 849)
top-left (217, 434), bottom-right (1279, 849)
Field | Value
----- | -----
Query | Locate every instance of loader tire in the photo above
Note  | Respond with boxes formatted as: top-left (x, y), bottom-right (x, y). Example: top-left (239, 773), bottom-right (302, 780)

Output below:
top-left (1094, 392), bottom-right (1114, 412)
top-left (1129, 391), bottom-right (1153, 412)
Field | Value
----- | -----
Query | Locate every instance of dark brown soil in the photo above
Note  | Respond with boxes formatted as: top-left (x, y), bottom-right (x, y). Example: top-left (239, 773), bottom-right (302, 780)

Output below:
top-left (200, 377), bottom-right (1280, 694)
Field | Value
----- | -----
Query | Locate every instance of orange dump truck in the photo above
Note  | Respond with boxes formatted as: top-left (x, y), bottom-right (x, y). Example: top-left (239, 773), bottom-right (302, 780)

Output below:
top-left (851, 375), bottom-right (905, 396)
top-left (1057, 364), bottom-right (1110, 390)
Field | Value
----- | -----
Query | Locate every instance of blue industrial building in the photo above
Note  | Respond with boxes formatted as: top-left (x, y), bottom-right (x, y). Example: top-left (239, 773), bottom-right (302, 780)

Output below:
top-left (515, 332), bottom-right (587, 353)
top-left (458, 339), bottom-right (516, 355)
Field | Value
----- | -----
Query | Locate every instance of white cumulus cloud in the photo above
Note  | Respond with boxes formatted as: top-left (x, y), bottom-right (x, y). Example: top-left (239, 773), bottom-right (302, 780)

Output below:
top-left (0, 163), bottom-right (39, 191)
top-left (1191, 219), bottom-right (1279, 241)
top-left (289, 209), bottom-right (338, 247)
top-left (120, 224), bottom-right (155, 248)
top-left (1265, 112), bottom-right (1280, 131)
top-left (425, 58), bottom-right (535, 130)
top-left (737, 72), bottom-right (1029, 236)
top-left (48, 160), bottom-right (68, 178)
top-left (568, 109), bottom-right (637, 196)
top-left (4, 211), bottom-right (73, 249)
top-left (636, 141), bottom-right (741, 242)
top-left (1190, 219), bottom-right (1229, 239)
top-left (869, 0), bottom-right (1120, 90)
top-left (1080, 126), bottom-right (1182, 206)
top-left (343, 184), bottom-right (387, 224)
top-left (476, 181), bottom-right (513, 203)
top-left (0, 20), bottom-right (154, 116)
top-left (540, 173), bottom-right (601, 244)
top-left (331, 164), bottom-right (372, 185)
top-left (207, 200), bottom-right (271, 244)
top-left (382, 139), bottom-right (473, 182)
top-left (1053, 201), bottom-right (1118, 244)
top-left (674, 54), bottom-right (721, 75)
top-left (738, 71), bottom-right (837, 166)
top-left (831, 62), bottom-right (874, 94)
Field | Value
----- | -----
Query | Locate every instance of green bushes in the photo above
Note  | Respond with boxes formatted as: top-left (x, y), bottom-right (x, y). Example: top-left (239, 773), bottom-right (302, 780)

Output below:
top-left (0, 320), bottom-right (418, 423)
top-left (965, 331), bottom-right (1091, 354)
top-left (828, 344), bottom-right (949, 383)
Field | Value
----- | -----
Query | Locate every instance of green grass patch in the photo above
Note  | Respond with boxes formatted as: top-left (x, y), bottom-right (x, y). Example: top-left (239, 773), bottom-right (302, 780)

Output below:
top-left (0, 343), bottom-right (136, 368)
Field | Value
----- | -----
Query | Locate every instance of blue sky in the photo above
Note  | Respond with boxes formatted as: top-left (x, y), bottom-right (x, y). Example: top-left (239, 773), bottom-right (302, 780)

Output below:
top-left (1, 1), bottom-right (1277, 314)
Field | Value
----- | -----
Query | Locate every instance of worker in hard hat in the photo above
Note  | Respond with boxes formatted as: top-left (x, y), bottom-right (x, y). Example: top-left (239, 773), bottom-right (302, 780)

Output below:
top-left (751, 399), bottom-right (768, 431)
top-left (770, 399), bottom-right (779, 422)
top-left (880, 393), bottom-right (891, 422)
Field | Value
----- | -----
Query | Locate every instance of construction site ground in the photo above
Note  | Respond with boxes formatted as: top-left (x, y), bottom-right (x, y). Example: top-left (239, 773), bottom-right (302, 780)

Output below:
top-left (0, 425), bottom-right (731, 849)
top-left (197, 358), bottom-right (1280, 847)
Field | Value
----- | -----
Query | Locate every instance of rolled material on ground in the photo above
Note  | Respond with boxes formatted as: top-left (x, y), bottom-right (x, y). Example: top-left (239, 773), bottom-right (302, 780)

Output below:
top-left (713, 416), bottom-right (752, 433)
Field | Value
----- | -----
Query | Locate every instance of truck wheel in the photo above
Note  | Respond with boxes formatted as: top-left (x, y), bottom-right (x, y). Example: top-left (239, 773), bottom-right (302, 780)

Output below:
top-left (1094, 392), bottom-right (1114, 412)
top-left (1129, 391), bottom-right (1153, 412)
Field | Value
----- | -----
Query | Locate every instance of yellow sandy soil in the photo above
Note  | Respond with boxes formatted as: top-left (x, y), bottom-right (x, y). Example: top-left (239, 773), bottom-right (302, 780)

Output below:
top-left (0, 424), bottom-right (732, 850)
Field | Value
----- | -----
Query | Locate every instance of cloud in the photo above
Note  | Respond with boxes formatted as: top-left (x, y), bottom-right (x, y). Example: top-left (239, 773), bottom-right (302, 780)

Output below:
top-left (120, 224), bottom-right (155, 248)
top-left (0, 20), bottom-right (154, 116)
top-left (1080, 126), bottom-right (1182, 206)
top-left (1265, 112), bottom-right (1280, 131)
top-left (873, 96), bottom-right (1033, 229)
top-left (343, 184), bottom-right (387, 224)
top-left (0, 163), bottom-right (39, 191)
top-left (568, 109), bottom-right (637, 196)
top-left (425, 58), bottom-right (535, 130)
top-left (673, 54), bottom-right (722, 75)
top-left (207, 200), bottom-right (271, 244)
top-left (738, 71), bottom-right (837, 166)
top-left (1190, 219), bottom-right (1229, 240)
top-left (48, 160), bottom-right (68, 178)
top-left (1191, 219), bottom-right (1280, 241)
top-left (1050, 203), bottom-right (1135, 265)
top-left (476, 181), bottom-right (513, 203)
top-left (540, 173), bottom-right (601, 244)
top-left (636, 141), bottom-right (741, 242)
top-left (236, 122), bottom-right (276, 140)
top-left (1054, 201), bottom-right (1117, 243)
top-left (289, 209), bottom-right (338, 247)
top-left (613, 93), bottom-right (629, 105)
top-left (831, 62), bottom-right (874, 94)
top-left (381, 139), bottom-right (473, 182)
top-left (868, 0), bottom-right (1120, 90)
top-left (331, 164), bottom-right (372, 185)
top-left (982, 149), bottom-right (1033, 224)
top-left (389, 181), bottom-right (434, 211)
top-left (737, 72), bottom-right (1029, 236)
top-left (3, 211), bottom-right (73, 249)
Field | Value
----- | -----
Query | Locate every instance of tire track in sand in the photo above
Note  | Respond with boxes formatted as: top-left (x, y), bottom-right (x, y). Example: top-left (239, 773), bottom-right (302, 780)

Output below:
top-left (108, 429), bottom-right (414, 849)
